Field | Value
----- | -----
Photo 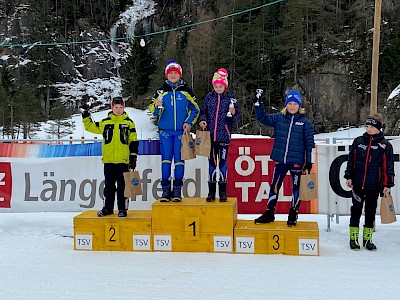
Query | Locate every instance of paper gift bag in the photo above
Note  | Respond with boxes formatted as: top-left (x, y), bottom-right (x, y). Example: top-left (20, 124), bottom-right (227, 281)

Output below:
top-left (299, 173), bottom-right (317, 200)
top-left (181, 131), bottom-right (196, 160)
top-left (123, 170), bottom-right (142, 197)
top-left (194, 130), bottom-right (211, 157)
top-left (380, 193), bottom-right (397, 224)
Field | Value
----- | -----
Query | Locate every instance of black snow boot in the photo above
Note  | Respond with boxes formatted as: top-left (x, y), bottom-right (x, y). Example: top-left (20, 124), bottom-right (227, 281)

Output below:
top-left (160, 180), bottom-right (171, 202)
top-left (118, 210), bottom-right (127, 217)
top-left (172, 179), bottom-right (183, 202)
top-left (363, 227), bottom-right (377, 251)
top-left (218, 181), bottom-right (227, 202)
top-left (287, 207), bottom-right (299, 227)
top-left (97, 207), bottom-right (113, 217)
top-left (206, 181), bottom-right (217, 202)
top-left (349, 227), bottom-right (360, 250)
top-left (254, 207), bottom-right (275, 224)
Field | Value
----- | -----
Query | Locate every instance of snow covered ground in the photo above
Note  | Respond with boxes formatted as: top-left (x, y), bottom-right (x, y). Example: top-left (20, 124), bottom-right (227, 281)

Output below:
top-left (1, 212), bottom-right (399, 299)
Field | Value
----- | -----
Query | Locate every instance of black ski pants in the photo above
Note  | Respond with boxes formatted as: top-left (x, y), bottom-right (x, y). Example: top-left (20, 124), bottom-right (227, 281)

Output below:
top-left (349, 188), bottom-right (379, 228)
top-left (103, 163), bottom-right (129, 211)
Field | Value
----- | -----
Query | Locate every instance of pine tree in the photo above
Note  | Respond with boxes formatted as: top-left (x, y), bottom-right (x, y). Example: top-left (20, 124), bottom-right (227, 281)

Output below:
top-left (45, 99), bottom-right (75, 139)
top-left (1, 68), bottom-right (15, 138)
top-left (0, 85), bottom-right (7, 138)
top-left (272, 0), bottom-right (320, 85)
top-left (13, 84), bottom-right (44, 139)
top-left (120, 32), bottom-right (156, 108)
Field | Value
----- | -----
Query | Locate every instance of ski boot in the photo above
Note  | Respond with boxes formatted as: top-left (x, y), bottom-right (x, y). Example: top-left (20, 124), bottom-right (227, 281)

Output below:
top-left (118, 210), bottom-right (127, 217)
top-left (254, 208), bottom-right (275, 224)
top-left (287, 207), bottom-right (298, 227)
top-left (219, 181), bottom-right (227, 202)
top-left (206, 181), bottom-right (216, 202)
top-left (97, 207), bottom-right (113, 217)
top-left (171, 179), bottom-right (183, 202)
top-left (349, 226), bottom-right (360, 250)
top-left (160, 180), bottom-right (172, 202)
top-left (363, 227), bottom-right (377, 251)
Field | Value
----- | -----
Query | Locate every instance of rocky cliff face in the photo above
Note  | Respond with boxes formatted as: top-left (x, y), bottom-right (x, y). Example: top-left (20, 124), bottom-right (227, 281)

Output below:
top-left (301, 60), bottom-right (364, 132)
top-left (298, 0), bottom-right (400, 133)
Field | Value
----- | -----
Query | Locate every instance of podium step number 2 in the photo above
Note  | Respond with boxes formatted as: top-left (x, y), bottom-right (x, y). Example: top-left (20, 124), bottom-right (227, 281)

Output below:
top-left (74, 210), bottom-right (152, 251)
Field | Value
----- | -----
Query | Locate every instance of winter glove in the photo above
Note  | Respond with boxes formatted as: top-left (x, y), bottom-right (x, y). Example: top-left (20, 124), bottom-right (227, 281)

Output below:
top-left (129, 155), bottom-right (137, 170)
top-left (80, 104), bottom-right (90, 118)
top-left (303, 162), bottom-right (313, 173)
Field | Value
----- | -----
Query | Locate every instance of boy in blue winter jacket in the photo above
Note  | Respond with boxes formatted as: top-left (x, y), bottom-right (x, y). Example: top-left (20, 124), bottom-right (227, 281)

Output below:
top-left (148, 60), bottom-right (199, 202)
top-left (253, 89), bottom-right (315, 226)
top-left (199, 68), bottom-right (241, 202)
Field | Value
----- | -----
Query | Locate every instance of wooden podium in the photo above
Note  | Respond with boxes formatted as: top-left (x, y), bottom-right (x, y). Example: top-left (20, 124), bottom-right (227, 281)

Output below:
top-left (73, 198), bottom-right (319, 256)
top-left (151, 197), bottom-right (237, 252)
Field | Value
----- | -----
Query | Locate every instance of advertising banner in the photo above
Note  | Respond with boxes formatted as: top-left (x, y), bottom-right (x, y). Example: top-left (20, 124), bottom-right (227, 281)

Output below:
top-left (0, 149), bottom-right (209, 212)
top-left (227, 139), bottom-right (316, 214)
top-left (2, 137), bottom-right (399, 215)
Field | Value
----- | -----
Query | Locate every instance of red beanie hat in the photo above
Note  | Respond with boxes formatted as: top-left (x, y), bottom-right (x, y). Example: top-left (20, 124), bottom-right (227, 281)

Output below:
top-left (165, 60), bottom-right (182, 78)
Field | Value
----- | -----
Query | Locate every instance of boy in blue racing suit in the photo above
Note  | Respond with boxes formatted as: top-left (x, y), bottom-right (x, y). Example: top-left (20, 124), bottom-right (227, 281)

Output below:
top-left (148, 60), bottom-right (199, 202)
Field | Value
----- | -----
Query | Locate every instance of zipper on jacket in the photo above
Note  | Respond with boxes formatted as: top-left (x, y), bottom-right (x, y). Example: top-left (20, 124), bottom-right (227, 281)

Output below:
top-left (213, 94), bottom-right (221, 141)
top-left (362, 135), bottom-right (373, 189)
top-left (284, 115), bottom-right (294, 163)
top-left (173, 89), bottom-right (177, 131)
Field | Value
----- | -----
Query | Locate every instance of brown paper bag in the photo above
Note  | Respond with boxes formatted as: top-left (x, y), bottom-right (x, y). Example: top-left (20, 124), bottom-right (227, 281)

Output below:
top-left (299, 173), bottom-right (317, 200)
top-left (181, 131), bottom-right (195, 160)
top-left (194, 130), bottom-right (211, 157)
top-left (123, 170), bottom-right (142, 197)
top-left (380, 193), bottom-right (397, 224)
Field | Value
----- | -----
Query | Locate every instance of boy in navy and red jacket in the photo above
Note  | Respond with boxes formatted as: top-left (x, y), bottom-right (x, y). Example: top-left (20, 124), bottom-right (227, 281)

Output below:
top-left (345, 113), bottom-right (394, 251)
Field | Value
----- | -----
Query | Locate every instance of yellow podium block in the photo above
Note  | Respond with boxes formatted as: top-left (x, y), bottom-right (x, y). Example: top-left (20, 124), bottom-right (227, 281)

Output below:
top-left (234, 220), bottom-right (319, 256)
top-left (74, 210), bottom-right (152, 251)
top-left (151, 197), bottom-right (237, 252)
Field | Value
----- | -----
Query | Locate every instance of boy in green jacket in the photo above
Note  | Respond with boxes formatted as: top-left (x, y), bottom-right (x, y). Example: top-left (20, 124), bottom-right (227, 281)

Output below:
top-left (82, 97), bottom-right (139, 217)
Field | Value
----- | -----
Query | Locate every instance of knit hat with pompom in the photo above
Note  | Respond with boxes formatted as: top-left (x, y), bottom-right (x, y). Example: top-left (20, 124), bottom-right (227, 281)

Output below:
top-left (212, 68), bottom-right (229, 88)
top-left (165, 60), bottom-right (182, 78)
